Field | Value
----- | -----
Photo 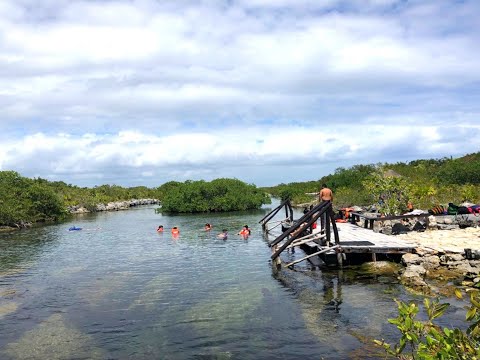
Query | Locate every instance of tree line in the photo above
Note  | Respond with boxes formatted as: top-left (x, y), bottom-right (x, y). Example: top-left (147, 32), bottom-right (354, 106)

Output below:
top-left (0, 172), bottom-right (270, 227)
top-left (0, 171), bottom-right (160, 228)
top-left (2, 152), bottom-right (479, 226)
top-left (262, 152), bottom-right (480, 211)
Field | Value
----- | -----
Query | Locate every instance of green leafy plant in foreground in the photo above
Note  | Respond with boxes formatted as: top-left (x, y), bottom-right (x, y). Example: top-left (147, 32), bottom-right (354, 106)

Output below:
top-left (375, 289), bottom-right (480, 359)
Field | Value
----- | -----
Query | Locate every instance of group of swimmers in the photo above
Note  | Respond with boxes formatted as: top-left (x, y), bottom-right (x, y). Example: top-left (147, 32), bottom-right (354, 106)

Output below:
top-left (156, 223), bottom-right (251, 240)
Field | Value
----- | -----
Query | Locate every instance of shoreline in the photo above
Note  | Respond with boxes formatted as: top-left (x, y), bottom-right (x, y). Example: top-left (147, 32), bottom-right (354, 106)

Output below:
top-left (67, 198), bottom-right (159, 214)
top-left (0, 199), bottom-right (160, 231)
top-left (397, 226), bottom-right (480, 294)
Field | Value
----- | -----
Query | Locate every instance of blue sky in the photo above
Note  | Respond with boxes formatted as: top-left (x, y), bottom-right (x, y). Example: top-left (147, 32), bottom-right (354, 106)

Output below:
top-left (0, 0), bottom-right (479, 187)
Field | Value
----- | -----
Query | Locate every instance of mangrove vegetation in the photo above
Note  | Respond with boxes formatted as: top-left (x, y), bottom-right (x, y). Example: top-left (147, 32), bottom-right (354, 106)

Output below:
top-left (158, 178), bottom-right (271, 213)
top-left (0, 172), bottom-right (270, 226)
top-left (1, 151), bottom-right (479, 226)
top-left (263, 152), bottom-right (480, 210)
top-left (0, 171), bottom-right (159, 228)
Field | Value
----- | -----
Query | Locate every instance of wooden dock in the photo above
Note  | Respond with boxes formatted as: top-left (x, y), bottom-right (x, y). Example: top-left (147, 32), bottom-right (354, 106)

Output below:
top-left (329, 222), bottom-right (417, 253)
top-left (287, 222), bottom-right (417, 267)
top-left (262, 202), bottom-right (418, 268)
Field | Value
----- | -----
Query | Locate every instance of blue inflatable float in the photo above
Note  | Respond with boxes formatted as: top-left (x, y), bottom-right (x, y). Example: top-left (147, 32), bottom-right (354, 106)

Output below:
top-left (68, 226), bottom-right (82, 231)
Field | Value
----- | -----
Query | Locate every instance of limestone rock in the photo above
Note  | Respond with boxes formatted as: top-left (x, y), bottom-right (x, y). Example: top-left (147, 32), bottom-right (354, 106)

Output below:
top-left (440, 253), bottom-right (464, 262)
top-left (422, 255), bottom-right (441, 270)
top-left (401, 265), bottom-right (429, 292)
top-left (402, 253), bottom-right (422, 266)
top-left (359, 261), bottom-right (402, 276)
top-left (452, 262), bottom-right (475, 275)
top-left (404, 264), bottom-right (427, 277)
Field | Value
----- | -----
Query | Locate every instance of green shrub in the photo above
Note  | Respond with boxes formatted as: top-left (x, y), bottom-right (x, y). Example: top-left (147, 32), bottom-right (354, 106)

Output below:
top-left (375, 289), bottom-right (480, 359)
top-left (160, 178), bottom-right (270, 213)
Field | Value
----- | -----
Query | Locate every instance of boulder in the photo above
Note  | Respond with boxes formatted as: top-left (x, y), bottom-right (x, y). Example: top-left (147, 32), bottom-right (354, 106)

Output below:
top-left (451, 262), bottom-right (475, 276)
top-left (401, 265), bottom-right (429, 292)
top-left (422, 255), bottom-right (441, 270)
top-left (404, 264), bottom-right (427, 276)
top-left (415, 247), bottom-right (438, 256)
top-left (402, 253), bottom-right (422, 266)
top-left (373, 221), bottom-right (383, 233)
top-left (440, 253), bottom-right (464, 263)
top-left (359, 261), bottom-right (402, 276)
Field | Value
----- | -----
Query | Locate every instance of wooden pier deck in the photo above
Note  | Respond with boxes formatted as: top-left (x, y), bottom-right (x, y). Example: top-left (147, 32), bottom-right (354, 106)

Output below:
top-left (262, 202), bottom-right (418, 267)
top-left (296, 222), bottom-right (418, 267)
top-left (330, 222), bottom-right (417, 253)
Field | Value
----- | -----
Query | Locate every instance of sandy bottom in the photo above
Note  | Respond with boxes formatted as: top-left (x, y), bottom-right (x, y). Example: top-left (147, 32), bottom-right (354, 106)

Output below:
top-left (397, 227), bottom-right (480, 253)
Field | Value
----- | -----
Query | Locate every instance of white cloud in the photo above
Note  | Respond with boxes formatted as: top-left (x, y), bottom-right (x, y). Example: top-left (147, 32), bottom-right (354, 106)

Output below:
top-left (0, 0), bottom-right (479, 186)
top-left (1, 123), bottom-right (479, 186)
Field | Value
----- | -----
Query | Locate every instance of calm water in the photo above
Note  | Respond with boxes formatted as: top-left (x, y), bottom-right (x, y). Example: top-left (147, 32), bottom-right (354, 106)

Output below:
top-left (0, 203), bottom-right (467, 359)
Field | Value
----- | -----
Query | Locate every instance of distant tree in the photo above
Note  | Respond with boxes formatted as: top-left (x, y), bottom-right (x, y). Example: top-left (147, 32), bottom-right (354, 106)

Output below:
top-left (160, 178), bottom-right (270, 213)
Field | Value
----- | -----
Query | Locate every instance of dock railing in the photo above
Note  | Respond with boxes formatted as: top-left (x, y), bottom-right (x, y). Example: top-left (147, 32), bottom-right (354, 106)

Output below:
top-left (269, 200), bottom-right (339, 261)
top-left (259, 199), bottom-right (293, 232)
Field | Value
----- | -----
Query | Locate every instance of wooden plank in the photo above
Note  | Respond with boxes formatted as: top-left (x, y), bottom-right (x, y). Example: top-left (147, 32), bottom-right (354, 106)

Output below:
top-left (323, 222), bottom-right (416, 252)
top-left (284, 245), bottom-right (340, 267)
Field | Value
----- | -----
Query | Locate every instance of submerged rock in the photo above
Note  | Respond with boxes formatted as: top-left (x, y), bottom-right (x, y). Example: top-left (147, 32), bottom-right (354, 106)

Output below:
top-left (4, 314), bottom-right (104, 359)
top-left (0, 302), bottom-right (18, 319)
top-left (359, 261), bottom-right (402, 276)
top-left (128, 274), bottom-right (172, 311)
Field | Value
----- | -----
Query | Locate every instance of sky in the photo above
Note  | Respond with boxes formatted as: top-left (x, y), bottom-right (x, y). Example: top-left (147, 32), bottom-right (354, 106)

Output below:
top-left (1, 0), bottom-right (479, 188)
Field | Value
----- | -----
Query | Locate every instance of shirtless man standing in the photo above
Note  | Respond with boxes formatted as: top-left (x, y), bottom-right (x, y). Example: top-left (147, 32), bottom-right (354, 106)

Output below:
top-left (319, 184), bottom-right (333, 202)
top-left (319, 184), bottom-right (333, 232)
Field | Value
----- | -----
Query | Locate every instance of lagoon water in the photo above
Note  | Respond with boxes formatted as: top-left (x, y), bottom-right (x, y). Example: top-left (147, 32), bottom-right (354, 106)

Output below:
top-left (0, 203), bottom-right (466, 359)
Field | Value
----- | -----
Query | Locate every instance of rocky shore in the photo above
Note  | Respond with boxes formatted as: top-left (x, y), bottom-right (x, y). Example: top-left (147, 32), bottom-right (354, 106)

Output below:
top-left (67, 198), bottom-right (159, 214)
top-left (396, 226), bottom-right (480, 294)
top-left (372, 213), bottom-right (480, 235)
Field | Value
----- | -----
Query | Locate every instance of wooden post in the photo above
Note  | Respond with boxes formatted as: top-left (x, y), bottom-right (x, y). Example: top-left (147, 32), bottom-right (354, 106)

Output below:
top-left (287, 201), bottom-right (294, 221)
top-left (328, 204), bottom-right (340, 245)
top-left (336, 252), bottom-right (343, 268)
top-left (326, 212), bottom-right (331, 245)
top-left (272, 245), bottom-right (282, 268)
